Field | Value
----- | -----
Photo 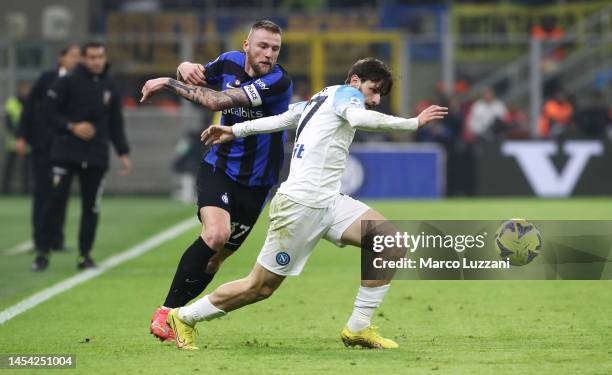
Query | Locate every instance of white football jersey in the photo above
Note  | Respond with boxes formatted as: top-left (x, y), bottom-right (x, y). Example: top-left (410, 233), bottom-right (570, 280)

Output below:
top-left (277, 85), bottom-right (366, 208)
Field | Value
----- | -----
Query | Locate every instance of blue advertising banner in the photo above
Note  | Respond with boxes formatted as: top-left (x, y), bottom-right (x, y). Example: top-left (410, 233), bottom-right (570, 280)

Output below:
top-left (340, 143), bottom-right (445, 199)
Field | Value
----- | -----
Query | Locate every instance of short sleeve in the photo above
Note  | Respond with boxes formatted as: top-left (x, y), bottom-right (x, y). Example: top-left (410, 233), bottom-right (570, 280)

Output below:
top-left (204, 51), bottom-right (240, 85)
top-left (332, 86), bottom-right (365, 119)
top-left (241, 67), bottom-right (292, 107)
top-left (203, 56), bottom-right (223, 85)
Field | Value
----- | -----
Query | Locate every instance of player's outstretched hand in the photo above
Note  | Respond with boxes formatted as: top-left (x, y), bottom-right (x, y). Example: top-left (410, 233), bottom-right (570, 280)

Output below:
top-left (140, 77), bottom-right (170, 103)
top-left (417, 105), bottom-right (448, 128)
top-left (201, 125), bottom-right (236, 145)
top-left (177, 62), bottom-right (206, 85)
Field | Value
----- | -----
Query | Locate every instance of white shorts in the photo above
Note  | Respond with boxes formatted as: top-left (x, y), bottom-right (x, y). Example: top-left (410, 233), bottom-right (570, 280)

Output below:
top-left (257, 193), bottom-right (370, 276)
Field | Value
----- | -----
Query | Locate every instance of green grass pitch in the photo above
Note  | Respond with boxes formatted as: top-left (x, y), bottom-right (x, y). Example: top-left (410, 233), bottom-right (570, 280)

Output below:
top-left (0, 196), bottom-right (611, 374)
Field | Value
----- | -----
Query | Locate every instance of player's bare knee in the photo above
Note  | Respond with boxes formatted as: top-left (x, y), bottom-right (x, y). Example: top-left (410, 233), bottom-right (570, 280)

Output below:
top-left (201, 229), bottom-right (230, 250)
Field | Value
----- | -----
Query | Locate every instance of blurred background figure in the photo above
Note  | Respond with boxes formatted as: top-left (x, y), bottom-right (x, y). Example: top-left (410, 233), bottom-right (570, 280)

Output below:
top-left (33, 42), bottom-right (131, 271)
top-left (171, 110), bottom-right (216, 204)
top-left (0, 0), bottom-right (611, 201)
top-left (574, 91), bottom-right (611, 140)
top-left (2, 82), bottom-right (31, 194)
top-left (466, 87), bottom-right (508, 142)
top-left (502, 102), bottom-right (530, 140)
top-left (15, 43), bottom-right (81, 252)
top-left (442, 96), bottom-right (475, 197)
top-left (171, 129), bottom-right (204, 203)
top-left (538, 89), bottom-right (574, 138)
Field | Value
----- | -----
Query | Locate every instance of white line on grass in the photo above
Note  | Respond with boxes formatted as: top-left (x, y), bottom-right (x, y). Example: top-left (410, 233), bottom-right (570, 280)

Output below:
top-left (2, 240), bottom-right (34, 256)
top-left (0, 217), bottom-right (197, 325)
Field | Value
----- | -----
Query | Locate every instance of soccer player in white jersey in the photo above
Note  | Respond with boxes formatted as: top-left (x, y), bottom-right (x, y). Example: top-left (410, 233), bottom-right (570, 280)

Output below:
top-left (165, 58), bottom-right (447, 350)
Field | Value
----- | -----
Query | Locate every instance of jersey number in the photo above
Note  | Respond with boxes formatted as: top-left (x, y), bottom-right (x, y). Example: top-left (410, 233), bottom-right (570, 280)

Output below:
top-left (230, 222), bottom-right (251, 240)
top-left (295, 95), bottom-right (328, 142)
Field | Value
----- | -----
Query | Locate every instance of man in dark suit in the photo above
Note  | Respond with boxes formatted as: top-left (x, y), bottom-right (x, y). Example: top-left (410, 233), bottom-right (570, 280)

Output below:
top-left (16, 44), bottom-right (81, 252)
top-left (33, 42), bottom-right (131, 271)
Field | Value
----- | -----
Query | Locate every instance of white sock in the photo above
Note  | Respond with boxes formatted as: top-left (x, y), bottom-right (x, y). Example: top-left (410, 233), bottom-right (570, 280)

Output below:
top-left (178, 295), bottom-right (226, 325)
top-left (346, 284), bottom-right (390, 332)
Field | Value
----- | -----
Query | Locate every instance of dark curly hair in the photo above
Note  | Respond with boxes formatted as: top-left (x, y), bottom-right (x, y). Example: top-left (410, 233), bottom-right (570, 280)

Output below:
top-left (345, 58), bottom-right (393, 96)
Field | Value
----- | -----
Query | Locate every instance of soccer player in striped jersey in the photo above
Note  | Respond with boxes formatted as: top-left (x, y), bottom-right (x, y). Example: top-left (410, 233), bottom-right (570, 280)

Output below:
top-left (140, 20), bottom-right (292, 342)
top-left (165, 58), bottom-right (447, 350)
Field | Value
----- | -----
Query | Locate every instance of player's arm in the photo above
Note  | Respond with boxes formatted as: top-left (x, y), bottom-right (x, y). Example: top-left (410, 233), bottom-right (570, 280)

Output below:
top-left (201, 102), bottom-right (306, 145)
top-left (345, 105), bottom-right (448, 131)
top-left (140, 77), bottom-right (251, 111)
top-left (333, 86), bottom-right (446, 131)
top-left (177, 52), bottom-right (226, 86)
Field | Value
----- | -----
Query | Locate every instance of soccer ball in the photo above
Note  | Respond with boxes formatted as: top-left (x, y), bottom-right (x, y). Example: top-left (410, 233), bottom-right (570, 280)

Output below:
top-left (494, 219), bottom-right (542, 266)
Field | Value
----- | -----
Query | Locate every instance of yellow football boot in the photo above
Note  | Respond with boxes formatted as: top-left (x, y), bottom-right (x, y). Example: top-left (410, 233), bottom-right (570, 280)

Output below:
top-left (166, 309), bottom-right (199, 350)
top-left (341, 325), bottom-right (399, 349)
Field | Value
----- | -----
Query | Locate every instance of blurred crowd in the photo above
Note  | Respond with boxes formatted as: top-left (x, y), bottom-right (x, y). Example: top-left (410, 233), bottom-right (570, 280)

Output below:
top-left (5, 74), bottom-right (611, 198)
top-left (415, 86), bottom-right (611, 144)
top-left (411, 86), bottom-right (611, 196)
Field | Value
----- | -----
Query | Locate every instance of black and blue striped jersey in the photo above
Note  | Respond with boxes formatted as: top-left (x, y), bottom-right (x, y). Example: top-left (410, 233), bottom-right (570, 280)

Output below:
top-left (203, 51), bottom-right (292, 187)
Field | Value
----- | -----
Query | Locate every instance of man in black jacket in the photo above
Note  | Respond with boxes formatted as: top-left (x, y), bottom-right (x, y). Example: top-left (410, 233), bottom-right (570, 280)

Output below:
top-left (16, 44), bottom-right (81, 252)
top-left (33, 42), bottom-right (132, 271)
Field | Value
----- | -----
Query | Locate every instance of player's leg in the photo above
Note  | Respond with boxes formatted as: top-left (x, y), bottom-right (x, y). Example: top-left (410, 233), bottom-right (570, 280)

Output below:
top-left (180, 263), bottom-right (284, 321)
top-left (199, 192), bottom-right (321, 312)
top-left (324, 195), bottom-right (399, 349)
top-left (76, 166), bottom-right (106, 269)
top-left (162, 163), bottom-right (234, 308)
top-left (159, 167), bottom-right (268, 307)
top-left (151, 163), bottom-right (232, 341)
top-left (175, 187), bottom-right (271, 317)
top-left (339, 207), bottom-right (393, 287)
top-left (163, 206), bottom-right (231, 307)
top-left (151, 205), bottom-right (230, 341)
top-left (166, 263), bottom-right (284, 350)
top-left (167, 193), bottom-right (329, 350)
top-left (200, 182), bottom-right (270, 283)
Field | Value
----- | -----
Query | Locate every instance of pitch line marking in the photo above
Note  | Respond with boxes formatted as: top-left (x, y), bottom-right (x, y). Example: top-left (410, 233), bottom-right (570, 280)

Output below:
top-left (2, 240), bottom-right (34, 256)
top-left (0, 217), bottom-right (197, 325)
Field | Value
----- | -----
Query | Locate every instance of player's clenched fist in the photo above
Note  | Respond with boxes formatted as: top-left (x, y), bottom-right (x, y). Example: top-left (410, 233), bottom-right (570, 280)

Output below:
top-left (70, 121), bottom-right (96, 141)
top-left (177, 62), bottom-right (206, 85)
top-left (201, 125), bottom-right (235, 146)
top-left (416, 105), bottom-right (448, 128)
